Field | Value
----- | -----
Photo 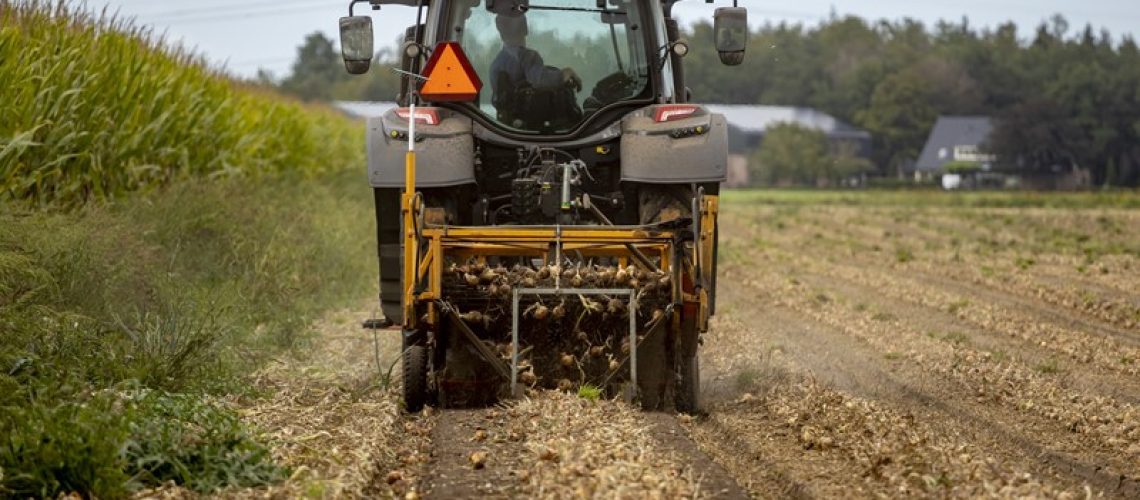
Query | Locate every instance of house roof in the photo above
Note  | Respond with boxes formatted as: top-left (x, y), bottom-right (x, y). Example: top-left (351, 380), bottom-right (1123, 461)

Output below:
top-left (703, 104), bottom-right (871, 139)
top-left (915, 116), bottom-right (994, 171)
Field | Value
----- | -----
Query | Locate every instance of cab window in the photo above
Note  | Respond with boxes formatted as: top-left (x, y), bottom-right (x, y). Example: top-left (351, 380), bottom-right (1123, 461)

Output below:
top-left (444, 0), bottom-right (649, 133)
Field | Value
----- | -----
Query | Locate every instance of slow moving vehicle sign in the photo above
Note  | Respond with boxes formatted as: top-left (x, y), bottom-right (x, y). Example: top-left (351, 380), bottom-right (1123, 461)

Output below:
top-left (419, 42), bottom-right (482, 102)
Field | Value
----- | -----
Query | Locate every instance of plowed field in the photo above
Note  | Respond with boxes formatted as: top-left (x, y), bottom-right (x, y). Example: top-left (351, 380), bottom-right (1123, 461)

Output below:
top-left (221, 191), bottom-right (1139, 499)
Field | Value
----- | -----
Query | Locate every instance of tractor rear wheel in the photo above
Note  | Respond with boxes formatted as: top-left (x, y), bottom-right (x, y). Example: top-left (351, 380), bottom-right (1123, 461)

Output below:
top-left (403, 345), bottom-right (429, 413)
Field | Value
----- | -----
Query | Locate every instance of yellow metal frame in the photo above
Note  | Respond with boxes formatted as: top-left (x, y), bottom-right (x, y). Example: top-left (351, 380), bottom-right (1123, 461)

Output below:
top-left (401, 149), bottom-right (719, 331)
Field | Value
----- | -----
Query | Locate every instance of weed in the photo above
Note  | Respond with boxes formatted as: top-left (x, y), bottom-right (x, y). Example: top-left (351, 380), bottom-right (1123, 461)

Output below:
top-left (735, 369), bottom-right (760, 391)
top-left (123, 391), bottom-right (287, 492)
top-left (871, 311), bottom-right (896, 322)
top-left (939, 332), bottom-right (970, 346)
top-left (1035, 359), bottom-right (1062, 374)
top-left (1014, 256), bottom-right (1035, 270)
top-left (894, 247), bottom-right (914, 263)
top-left (577, 384), bottom-right (602, 402)
top-left (946, 299), bottom-right (970, 314)
top-left (0, 393), bottom-right (133, 498)
top-left (853, 303), bottom-right (868, 312)
top-left (0, 170), bottom-right (374, 496)
top-left (883, 352), bottom-right (903, 360)
top-left (990, 350), bottom-right (1008, 362)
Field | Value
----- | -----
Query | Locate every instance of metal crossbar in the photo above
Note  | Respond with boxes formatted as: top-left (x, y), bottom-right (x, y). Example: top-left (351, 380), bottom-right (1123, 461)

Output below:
top-left (510, 287), bottom-right (639, 397)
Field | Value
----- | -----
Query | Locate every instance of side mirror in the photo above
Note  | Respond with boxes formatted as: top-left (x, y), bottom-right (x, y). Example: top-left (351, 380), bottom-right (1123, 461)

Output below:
top-left (713, 7), bottom-right (747, 66)
top-left (339, 16), bottom-right (374, 75)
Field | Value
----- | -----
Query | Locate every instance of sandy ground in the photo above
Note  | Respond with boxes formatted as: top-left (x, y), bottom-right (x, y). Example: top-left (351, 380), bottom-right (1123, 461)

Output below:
top-left (195, 198), bottom-right (1138, 499)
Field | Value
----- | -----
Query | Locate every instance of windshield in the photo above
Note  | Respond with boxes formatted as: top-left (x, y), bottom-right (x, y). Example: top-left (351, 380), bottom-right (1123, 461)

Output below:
top-left (443, 0), bottom-right (650, 133)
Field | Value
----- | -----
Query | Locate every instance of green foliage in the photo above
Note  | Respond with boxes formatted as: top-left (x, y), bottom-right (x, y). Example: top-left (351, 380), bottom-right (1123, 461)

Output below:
top-left (577, 384), bottom-right (602, 402)
top-left (0, 169), bottom-right (375, 497)
top-left (282, 32), bottom-right (354, 101)
top-left (943, 160), bottom-right (982, 173)
top-left (894, 247), bottom-right (914, 263)
top-left (123, 392), bottom-right (286, 492)
top-left (0, 390), bottom-right (286, 497)
top-left (0, 394), bottom-right (133, 498)
top-left (749, 123), bottom-right (875, 186)
top-left (0, 1), bottom-right (363, 207)
top-left (676, 15), bottom-right (1140, 185)
top-left (720, 189), bottom-right (1140, 209)
top-left (751, 124), bottom-right (830, 186)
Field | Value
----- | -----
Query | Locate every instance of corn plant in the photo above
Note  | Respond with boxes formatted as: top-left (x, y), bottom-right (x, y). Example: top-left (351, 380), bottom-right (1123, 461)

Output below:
top-left (0, 0), bottom-right (363, 208)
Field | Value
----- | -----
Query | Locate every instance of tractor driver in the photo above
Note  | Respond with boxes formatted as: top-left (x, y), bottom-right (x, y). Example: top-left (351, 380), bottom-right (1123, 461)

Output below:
top-left (490, 13), bottom-right (583, 127)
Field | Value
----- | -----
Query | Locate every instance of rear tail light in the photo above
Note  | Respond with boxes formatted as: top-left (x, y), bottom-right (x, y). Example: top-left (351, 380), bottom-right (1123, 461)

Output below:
top-left (395, 107), bottom-right (441, 126)
top-left (653, 104), bottom-right (699, 122)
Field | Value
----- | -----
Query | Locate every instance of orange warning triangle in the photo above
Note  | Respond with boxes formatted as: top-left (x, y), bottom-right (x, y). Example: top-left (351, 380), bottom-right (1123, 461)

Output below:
top-left (419, 42), bottom-right (483, 102)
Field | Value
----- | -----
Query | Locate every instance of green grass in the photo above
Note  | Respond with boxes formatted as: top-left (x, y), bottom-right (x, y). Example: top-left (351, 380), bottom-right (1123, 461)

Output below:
top-left (577, 384), bottom-right (602, 401)
top-left (722, 189), bottom-right (1140, 209)
top-left (0, 169), bottom-right (376, 497)
top-left (0, 2), bottom-right (381, 497)
top-left (0, 0), bottom-right (361, 207)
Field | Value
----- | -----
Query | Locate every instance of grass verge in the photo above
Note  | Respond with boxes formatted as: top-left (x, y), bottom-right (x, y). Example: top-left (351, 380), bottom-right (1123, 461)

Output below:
top-left (722, 189), bottom-right (1140, 208)
top-left (0, 168), bottom-right (376, 497)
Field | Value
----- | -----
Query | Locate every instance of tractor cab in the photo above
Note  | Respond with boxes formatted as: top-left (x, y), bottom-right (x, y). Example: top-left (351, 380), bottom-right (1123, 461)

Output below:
top-left (340, 0), bottom-right (747, 138)
top-left (446, 0), bottom-right (653, 134)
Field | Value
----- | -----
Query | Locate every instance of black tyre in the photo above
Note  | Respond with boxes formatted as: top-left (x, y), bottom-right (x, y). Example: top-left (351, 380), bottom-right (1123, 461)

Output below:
top-left (675, 353), bottom-right (700, 414)
top-left (403, 345), bottom-right (429, 413)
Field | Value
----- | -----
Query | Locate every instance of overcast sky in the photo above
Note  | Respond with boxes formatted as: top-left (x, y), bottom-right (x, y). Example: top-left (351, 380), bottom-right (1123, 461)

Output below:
top-left (94, 0), bottom-right (1140, 80)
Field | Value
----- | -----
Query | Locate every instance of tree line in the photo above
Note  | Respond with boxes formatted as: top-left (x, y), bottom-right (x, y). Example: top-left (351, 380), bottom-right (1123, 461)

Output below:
top-left (273, 14), bottom-right (1140, 187)
top-left (683, 15), bottom-right (1139, 186)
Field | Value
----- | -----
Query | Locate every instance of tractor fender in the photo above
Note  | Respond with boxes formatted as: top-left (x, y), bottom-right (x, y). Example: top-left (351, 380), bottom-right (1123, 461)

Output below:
top-left (367, 109), bottom-right (475, 188)
top-left (619, 108), bottom-right (728, 183)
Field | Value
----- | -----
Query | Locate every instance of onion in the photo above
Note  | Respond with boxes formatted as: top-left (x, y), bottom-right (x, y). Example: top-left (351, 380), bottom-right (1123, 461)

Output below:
top-left (479, 267), bottom-right (497, 283)
top-left (532, 303), bottom-right (549, 320)
top-left (615, 269), bottom-right (630, 285)
top-left (460, 310), bottom-right (484, 324)
top-left (560, 353), bottom-right (575, 367)
top-left (607, 298), bottom-right (625, 315)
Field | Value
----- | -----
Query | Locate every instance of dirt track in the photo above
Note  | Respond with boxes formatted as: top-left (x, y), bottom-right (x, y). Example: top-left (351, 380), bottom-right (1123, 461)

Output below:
top-left (221, 196), bottom-right (1138, 499)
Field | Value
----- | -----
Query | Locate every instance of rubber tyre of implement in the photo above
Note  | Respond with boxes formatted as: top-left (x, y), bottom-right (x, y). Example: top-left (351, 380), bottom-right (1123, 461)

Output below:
top-left (403, 345), bottom-right (429, 413)
top-left (675, 352), bottom-right (700, 414)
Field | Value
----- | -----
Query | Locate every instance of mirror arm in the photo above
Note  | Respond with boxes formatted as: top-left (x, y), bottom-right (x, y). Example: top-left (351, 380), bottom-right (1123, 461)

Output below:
top-left (347, 0), bottom-right (378, 16)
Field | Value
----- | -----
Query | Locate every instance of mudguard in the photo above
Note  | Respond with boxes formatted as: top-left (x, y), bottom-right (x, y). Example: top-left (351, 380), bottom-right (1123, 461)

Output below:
top-left (619, 107), bottom-right (728, 183)
top-left (367, 109), bottom-right (475, 188)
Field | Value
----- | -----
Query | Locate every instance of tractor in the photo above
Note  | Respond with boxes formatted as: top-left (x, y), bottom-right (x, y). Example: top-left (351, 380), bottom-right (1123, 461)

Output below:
top-left (338, 0), bottom-right (747, 413)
